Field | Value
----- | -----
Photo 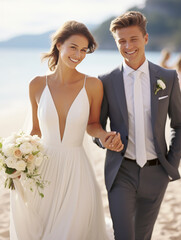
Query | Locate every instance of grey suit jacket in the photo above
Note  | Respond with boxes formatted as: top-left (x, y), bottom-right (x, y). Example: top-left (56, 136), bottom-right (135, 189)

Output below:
top-left (95, 61), bottom-right (181, 192)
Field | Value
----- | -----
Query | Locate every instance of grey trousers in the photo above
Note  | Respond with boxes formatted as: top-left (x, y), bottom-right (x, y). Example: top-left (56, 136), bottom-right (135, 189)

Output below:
top-left (108, 159), bottom-right (169, 240)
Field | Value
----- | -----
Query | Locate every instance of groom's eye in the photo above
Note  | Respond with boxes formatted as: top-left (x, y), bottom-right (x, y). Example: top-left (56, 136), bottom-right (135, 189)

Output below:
top-left (119, 40), bottom-right (126, 44)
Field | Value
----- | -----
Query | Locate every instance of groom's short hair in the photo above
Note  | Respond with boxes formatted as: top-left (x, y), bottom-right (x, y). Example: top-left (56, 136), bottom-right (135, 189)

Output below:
top-left (110, 11), bottom-right (147, 37)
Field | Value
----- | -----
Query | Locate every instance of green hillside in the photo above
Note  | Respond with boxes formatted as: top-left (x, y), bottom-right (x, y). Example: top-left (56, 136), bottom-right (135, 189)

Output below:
top-left (93, 0), bottom-right (181, 51)
top-left (0, 0), bottom-right (180, 51)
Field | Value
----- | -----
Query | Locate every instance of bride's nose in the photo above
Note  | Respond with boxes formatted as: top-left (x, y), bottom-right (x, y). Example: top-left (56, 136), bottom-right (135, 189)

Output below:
top-left (75, 50), bottom-right (81, 59)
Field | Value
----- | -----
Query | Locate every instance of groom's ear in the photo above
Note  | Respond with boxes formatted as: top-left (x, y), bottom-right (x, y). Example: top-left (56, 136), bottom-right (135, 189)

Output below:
top-left (144, 33), bottom-right (149, 45)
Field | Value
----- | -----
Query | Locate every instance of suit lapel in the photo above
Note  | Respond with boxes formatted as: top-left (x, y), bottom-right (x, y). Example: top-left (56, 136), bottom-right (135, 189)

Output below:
top-left (112, 65), bottom-right (129, 129)
top-left (149, 61), bottom-right (160, 133)
top-left (111, 62), bottom-right (160, 132)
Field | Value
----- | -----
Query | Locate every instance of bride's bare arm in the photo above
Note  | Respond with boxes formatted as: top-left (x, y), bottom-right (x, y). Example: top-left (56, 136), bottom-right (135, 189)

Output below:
top-left (86, 77), bottom-right (123, 152)
top-left (29, 77), bottom-right (43, 137)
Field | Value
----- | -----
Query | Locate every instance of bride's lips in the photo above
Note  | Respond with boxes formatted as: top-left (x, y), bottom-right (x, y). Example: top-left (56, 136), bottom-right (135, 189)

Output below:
top-left (69, 57), bottom-right (79, 63)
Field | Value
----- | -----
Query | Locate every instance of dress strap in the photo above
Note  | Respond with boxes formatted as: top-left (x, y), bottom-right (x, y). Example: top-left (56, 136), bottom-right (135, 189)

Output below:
top-left (83, 75), bottom-right (87, 88)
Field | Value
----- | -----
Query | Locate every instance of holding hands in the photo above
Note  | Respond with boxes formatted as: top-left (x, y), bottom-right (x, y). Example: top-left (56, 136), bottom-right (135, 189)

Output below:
top-left (86, 76), bottom-right (124, 153)
top-left (100, 131), bottom-right (124, 152)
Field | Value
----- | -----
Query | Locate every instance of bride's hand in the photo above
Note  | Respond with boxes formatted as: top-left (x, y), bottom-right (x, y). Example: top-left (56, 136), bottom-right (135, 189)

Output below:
top-left (100, 132), bottom-right (124, 152)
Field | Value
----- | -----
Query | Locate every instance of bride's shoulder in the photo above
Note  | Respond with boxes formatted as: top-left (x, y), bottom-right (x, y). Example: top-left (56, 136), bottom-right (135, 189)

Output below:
top-left (86, 76), bottom-right (103, 89)
top-left (29, 76), bottom-right (46, 91)
top-left (29, 76), bottom-right (47, 99)
top-left (29, 75), bottom-right (45, 87)
top-left (86, 76), bottom-right (103, 98)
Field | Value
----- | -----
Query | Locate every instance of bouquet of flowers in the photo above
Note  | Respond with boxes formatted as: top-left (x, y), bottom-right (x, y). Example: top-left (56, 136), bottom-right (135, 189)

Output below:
top-left (0, 131), bottom-right (48, 198)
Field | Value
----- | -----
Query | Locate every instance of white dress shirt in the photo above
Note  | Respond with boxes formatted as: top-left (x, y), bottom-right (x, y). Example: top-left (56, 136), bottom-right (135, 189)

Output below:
top-left (123, 59), bottom-right (157, 160)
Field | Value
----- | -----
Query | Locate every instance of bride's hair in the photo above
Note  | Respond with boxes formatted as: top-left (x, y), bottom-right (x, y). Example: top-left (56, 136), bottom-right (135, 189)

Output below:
top-left (42, 21), bottom-right (97, 71)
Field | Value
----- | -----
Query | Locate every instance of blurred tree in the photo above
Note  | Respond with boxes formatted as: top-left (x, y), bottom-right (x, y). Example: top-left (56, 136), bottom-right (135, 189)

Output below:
top-left (93, 0), bottom-right (181, 51)
top-left (0, 0), bottom-right (180, 51)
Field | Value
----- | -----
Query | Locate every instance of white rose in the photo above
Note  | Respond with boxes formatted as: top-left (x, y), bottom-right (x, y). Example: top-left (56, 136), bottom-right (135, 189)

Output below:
top-left (12, 132), bottom-right (21, 140)
top-left (19, 142), bottom-right (33, 154)
top-left (32, 136), bottom-right (44, 151)
top-left (16, 136), bottom-right (31, 145)
top-left (32, 135), bottom-right (40, 142)
top-left (3, 134), bottom-right (16, 145)
top-left (2, 143), bottom-right (14, 157)
top-left (13, 148), bottom-right (22, 158)
top-left (16, 137), bottom-right (24, 145)
top-left (27, 154), bottom-right (34, 163)
top-left (32, 145), bottom-right (39, 153)
top-left (16, 160), bottom-right (26, 171)
top-left (5, 156), bottom-right (17, 168)
top-left (157, 80), bottom-right (166, 89)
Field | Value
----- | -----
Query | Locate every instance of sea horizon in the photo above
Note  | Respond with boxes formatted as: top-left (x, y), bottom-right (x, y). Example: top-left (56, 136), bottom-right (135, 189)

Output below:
top-left (0, 49), bottom-right (179, 110)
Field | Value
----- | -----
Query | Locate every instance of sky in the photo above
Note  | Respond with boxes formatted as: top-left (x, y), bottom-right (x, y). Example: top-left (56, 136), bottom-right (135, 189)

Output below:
top-left (0, 0), bottom-right (145, 41)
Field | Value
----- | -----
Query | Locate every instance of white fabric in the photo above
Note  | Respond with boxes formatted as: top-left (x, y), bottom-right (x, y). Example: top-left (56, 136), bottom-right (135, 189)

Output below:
top-left (133, 70), bottom-right (147, 167)
top-left (123, 60), bottom-right (157, 160)
top-left (10, 76), bottom-right (112, 240)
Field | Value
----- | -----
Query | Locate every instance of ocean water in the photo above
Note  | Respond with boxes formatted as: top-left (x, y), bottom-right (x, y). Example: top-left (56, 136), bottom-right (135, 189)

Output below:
top-left (0, 48), bottom-right (179, 109)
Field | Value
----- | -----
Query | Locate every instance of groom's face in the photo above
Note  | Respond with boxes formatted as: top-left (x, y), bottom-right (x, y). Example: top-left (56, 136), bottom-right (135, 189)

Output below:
top-left (114, 25), bottom-right (148, 70)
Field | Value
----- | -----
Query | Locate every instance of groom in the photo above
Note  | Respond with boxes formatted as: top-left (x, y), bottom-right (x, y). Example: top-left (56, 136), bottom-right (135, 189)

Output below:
top-left (95, 11), bottom-right (181, 240)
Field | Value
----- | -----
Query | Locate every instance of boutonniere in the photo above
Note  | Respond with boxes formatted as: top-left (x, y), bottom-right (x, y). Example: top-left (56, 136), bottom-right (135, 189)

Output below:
top-left (155, 79), bottom-right (166, 95)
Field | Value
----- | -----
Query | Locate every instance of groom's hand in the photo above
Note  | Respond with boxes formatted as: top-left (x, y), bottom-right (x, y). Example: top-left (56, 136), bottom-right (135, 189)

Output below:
top-left (100, 132), bottom-right (124, 152)
top-left (108, 132), bottom-right (124, 152)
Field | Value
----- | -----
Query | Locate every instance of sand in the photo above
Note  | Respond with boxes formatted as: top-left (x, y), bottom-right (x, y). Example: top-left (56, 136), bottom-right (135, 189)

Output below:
top-left (0, 106), bottom-right (180, 240)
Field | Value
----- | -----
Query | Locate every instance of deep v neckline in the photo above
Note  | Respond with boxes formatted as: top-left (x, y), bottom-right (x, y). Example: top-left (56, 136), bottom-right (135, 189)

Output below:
top-left (46, 76), bottom-right (86, 143)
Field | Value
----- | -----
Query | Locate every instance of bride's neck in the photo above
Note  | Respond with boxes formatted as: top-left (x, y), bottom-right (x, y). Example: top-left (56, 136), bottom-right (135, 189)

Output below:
top-left (54, 65), bottom-right (78, 84)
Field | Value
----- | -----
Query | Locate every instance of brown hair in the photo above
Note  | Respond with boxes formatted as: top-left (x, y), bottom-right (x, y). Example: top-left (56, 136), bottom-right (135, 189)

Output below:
top-left (110, 11), bottom-right (147, 37)
top-left (42, 21), bottom-right (97, 71)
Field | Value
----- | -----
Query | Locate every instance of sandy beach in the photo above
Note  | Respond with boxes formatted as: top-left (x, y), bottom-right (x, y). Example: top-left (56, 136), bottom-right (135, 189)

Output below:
top-left (0, 106), bottom-right (180, 240)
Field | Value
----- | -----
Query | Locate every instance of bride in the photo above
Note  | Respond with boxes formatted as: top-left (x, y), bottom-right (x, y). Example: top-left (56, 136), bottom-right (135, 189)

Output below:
top-left (10, 20), bottom-right (123, 240)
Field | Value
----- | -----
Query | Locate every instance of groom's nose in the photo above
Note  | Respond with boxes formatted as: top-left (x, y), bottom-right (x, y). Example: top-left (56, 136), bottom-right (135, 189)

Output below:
top-left (125, 41), bottom-right (132, 49)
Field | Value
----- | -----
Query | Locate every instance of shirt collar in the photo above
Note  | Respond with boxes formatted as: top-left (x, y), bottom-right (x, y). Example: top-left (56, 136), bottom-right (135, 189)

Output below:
top-left (123, 59), bottom-right (149, 77)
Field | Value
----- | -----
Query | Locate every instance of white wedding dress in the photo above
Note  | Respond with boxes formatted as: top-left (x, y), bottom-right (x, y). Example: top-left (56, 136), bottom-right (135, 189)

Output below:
top-left (10, 76), bottom-right (111, 240)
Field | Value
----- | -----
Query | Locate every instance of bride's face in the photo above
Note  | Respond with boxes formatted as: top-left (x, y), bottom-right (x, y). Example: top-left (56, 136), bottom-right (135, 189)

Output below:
top-left (57, 34), bottom-right (89, 69)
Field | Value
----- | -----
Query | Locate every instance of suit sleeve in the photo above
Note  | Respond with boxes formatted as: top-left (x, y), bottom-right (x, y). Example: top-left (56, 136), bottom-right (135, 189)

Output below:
top-left (167, 70), bottom-right (181, 168)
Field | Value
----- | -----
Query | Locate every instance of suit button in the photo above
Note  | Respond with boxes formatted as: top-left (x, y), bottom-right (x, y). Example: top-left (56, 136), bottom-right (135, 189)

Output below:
top-left (126, 136), bottom-right (128, 140)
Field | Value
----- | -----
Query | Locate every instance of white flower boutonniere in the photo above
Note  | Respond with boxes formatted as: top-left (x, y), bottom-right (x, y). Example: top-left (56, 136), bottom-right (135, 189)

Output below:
top-left (155, 79), bottom-right (166, 95)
